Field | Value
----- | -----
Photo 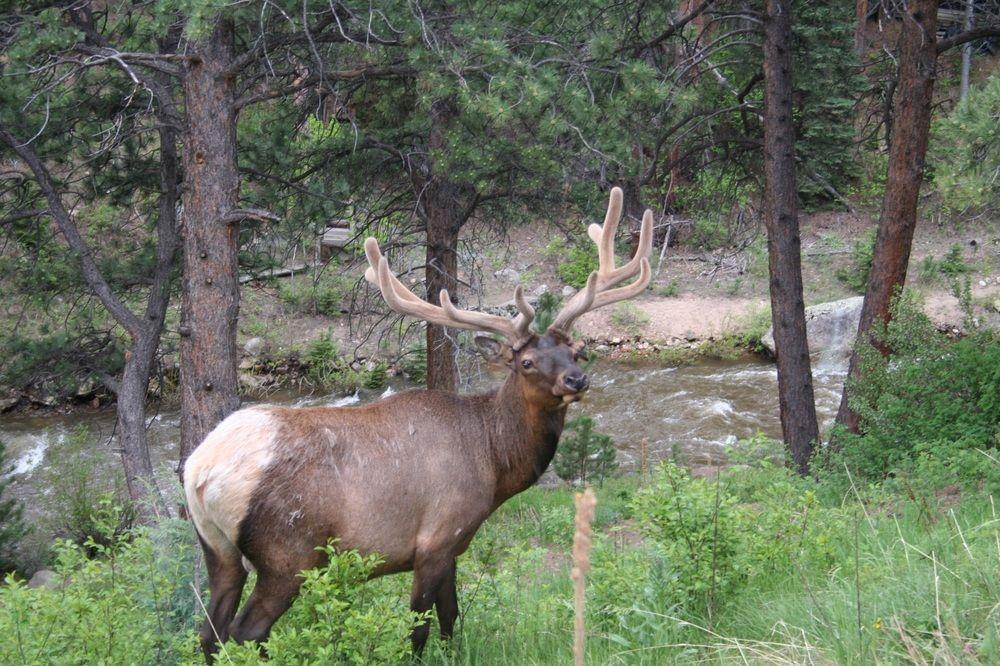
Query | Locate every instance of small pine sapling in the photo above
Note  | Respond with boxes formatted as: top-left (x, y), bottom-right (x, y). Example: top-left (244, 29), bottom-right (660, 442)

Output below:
top-left (554, 416), bottom-right (617, 486)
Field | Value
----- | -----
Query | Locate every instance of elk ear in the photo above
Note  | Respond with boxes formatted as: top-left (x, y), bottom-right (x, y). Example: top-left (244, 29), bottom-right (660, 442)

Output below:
top-left (474, 336), bottom-right (513, 365)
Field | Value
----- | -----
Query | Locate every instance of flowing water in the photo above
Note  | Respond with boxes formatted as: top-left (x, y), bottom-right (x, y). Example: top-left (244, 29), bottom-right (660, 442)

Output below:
top-left (1, 356), bottom-right (847, 522)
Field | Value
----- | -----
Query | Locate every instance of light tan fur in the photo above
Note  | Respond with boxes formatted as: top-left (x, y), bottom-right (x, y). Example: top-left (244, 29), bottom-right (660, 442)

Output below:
top-left (184, 407), bottom-right (278, 557)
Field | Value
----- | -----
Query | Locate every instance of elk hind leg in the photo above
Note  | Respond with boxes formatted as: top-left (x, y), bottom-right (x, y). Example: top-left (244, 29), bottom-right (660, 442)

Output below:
top-left (197, 535), bottom-right (248, 663)
top-left (227, 568), bottom-right (302, 650)
top-left (410, 553), bottom-right (455, 654)
top-left (434, 559), bottom-right (458, 640)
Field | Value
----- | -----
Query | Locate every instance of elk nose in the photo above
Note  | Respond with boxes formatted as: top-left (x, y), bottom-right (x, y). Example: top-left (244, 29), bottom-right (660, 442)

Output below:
top-left (564, 371), bottom-right (589, 393)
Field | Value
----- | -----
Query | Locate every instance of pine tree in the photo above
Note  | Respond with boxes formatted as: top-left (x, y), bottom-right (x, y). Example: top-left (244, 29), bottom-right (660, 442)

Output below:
top-left (554, 416), bottom-right (617, 486)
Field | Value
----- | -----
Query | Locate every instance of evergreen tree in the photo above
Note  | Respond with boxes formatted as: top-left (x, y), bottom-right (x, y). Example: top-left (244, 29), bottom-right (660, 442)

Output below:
top-left (553, 416), bottom-right (617, 486)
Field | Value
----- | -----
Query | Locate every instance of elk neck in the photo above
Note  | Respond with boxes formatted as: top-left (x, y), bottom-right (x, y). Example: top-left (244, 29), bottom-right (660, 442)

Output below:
top-left (485, 370), bottom-right (569, 505)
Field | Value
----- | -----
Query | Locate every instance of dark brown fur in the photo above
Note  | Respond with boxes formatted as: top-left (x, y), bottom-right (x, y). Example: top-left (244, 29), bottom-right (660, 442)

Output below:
top-left (196, 333), bottom-right (588, 660)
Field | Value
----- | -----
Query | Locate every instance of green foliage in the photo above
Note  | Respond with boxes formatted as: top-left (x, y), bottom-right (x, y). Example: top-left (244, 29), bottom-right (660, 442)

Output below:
top-left (224, 544), bottom-right (422, 664)
top-left (553, 416), bottom-right (617, 486)
top-left (930, 72), bottom-right (1000, 213)
top-left (556, 239), bottom-right (600, 289)
top-left (609, 302), bottom-right (650, 336)
top-left (399, 344), bottom-right (427, 385)
top-left (655, 279), bottom-right (680, 298)
top-left (532, 291), bottom-right (562, 332)
top-left (44, 427), bottom-right (135, 555)
top-left (278, 273), bottom-right (349, 317)
top-left (790, 1), bottom-right (866, 205)
top-left (0, 441), bottom-right (27, 574)
top-left (836, 226), bottom-right (877, 293)
top-left (0, 520), bottom-right (198, 665)
top-left (361, 362), bottom-right (388, 391)
top-left (918, 244), bottom-right (970, 283)
top-left (831, 293), bottom-right (1000, 490)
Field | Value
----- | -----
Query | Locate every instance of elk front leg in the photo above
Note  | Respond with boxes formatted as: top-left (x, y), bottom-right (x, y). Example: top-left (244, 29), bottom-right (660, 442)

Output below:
top-left (409, 553), bottom-right (454, 654)
top-left (434, 559), bottom-right (458, 639)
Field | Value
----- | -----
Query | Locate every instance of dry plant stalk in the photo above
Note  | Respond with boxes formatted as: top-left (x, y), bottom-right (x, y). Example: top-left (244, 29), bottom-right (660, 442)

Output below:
top-left (640, 437), bottom-right (649, 485)
top-left (572, 487), bottom-right (597, 666)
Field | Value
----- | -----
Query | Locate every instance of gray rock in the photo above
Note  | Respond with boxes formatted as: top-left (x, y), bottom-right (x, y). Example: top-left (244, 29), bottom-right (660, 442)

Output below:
top-left (27, 569), bottom-right (60, 589)
top-left (761, 296), bottom-right (863, 359)
top-left (530, 284), bottom-right (548, 298)
top-left (243, 337), bottom-right (266, 356)
top-left (0, 395), bottom-right (18, 413)
top-left (495, 267), bottom-right (521, 283)
top-left (561, 285), bottom-right (577, 298)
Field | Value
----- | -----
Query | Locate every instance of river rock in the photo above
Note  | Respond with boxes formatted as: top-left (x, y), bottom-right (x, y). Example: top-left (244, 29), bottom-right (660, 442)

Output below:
top-left (561, 285), bottom-right (577, 298)
top-left (761, 296), bottom-right (863, 359)
top-left (0, 395), bottom-right (18, 413)
top-left (27, 569), bottom-right (60, 589)
top-left (243, 337), bottom-right (266, 356)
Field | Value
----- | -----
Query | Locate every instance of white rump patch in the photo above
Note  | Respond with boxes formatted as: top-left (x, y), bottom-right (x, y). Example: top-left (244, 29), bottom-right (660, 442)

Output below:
top-left (183, 408), bottom-right (279, 558)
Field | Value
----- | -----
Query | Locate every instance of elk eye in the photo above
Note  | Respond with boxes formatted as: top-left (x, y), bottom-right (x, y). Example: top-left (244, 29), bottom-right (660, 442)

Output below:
top-left (521, 359), bottom-right (533, 369)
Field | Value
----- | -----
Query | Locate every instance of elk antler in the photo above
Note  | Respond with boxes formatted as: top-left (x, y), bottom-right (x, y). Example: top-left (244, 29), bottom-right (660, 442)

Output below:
top-left (549, 187), bottom-right (653, 333)
top-left (363, 238), bottom-right (535, 349)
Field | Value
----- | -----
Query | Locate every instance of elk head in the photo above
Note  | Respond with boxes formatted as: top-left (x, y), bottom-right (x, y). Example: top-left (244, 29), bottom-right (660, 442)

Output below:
top-left (364, 187), bottom-right (652, 404)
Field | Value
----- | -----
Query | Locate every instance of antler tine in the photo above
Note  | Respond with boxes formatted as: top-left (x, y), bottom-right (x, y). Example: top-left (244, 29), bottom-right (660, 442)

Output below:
top-left (548, 189), bottom-right (654, 333)
top-left (549, 270), bottom-right (598, 333)
top-left (365, 236), bottom-right (534, 347)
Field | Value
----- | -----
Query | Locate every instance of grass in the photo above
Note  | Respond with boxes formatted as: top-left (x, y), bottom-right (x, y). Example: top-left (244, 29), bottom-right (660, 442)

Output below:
top-left (419, 471), bottom-right (1000, 665)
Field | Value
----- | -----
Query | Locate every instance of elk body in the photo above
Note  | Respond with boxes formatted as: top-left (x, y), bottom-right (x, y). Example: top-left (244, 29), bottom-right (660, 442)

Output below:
top-left (185, 188), bottom-right (652, 661)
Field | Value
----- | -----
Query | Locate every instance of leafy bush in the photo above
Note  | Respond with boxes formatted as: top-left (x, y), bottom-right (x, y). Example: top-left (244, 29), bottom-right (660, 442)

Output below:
top-left (553, 416), bottom-right (617, 486)
top-left (532, 291), bottom-right (562, 332)
top-left (224, 544), bottom-right (421, 664)
top-left (556, 240), bottom-right (599, 289)
top-left (918, 244), bottom-right (970, 283)
top-left (278, 273), bottom-right (349, 317)
top-left (45, 427), bottom-right (135, 554)
top-left (0, 521), bottom-right (198, 665)
top-left (835, 226), bottom-right (876, 293)
top-left (831, 293), bottom-right (1000, 490)
top-left (0, 441), bottom-right (27, 574)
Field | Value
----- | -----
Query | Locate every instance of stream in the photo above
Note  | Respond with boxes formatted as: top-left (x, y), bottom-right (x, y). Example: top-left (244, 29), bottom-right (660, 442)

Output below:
top-left (1, 356), bottom-right (847, 524)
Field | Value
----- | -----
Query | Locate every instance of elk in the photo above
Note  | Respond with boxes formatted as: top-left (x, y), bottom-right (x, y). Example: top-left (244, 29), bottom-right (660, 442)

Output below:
top-left (184, 188), bottom-right (652, 661)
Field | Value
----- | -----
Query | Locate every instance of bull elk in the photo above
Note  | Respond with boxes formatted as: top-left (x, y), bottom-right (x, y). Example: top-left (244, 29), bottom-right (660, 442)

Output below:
top-left (184, 188), bottom-right (652, 661)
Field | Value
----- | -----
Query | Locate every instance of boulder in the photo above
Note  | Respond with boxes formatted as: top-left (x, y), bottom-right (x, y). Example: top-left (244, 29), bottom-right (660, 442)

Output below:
top-left (561, 285), bottom-right (577, 299)
top-left (495, 267), bottom-right (521, 284)
top-left (761, 296), bottom-right (863, 359)
top-left (243, 337), bottom-right (266, 356)
top-left (27, 569), bottom-right (60, 590)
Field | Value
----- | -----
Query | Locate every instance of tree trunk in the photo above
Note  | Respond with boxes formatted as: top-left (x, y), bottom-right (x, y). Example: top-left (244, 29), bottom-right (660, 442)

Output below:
top-left (762, 0), bottom-right (820, 475)
top-left (960, 0), bottom-right (975, 102)
top-left (178, 19), bottom-right (241, 473)
top-left (423, 182), bottom-right (462, 392)
top-left (835, 0), bottom-right (938, 434)
top-left (855, 0), bottom-right (868, 55)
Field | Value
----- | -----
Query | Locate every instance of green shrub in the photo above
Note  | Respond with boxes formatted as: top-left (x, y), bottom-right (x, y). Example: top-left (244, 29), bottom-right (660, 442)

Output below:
top-left (224, 544), bottom-right (422, 664)
top-left (0, 441), bottom-right (27, 574)
top-left (831, 292), bottom-right (1000, 490)
top-left (45, 427), bottom-right (135, 554)
top-left (532, 291), bottom-right (562, 332)
top-left (609, 302), bottom-right (649, 336)
top-left (552, 416), bottom-right (617, 486)
top-left (0, 522), bottom-right (198, 665)
top-left (836, 226), bottom-right (876, 293)
top-left (399, 344), bottom-right (427, 384)
top-left (278, 274), bottom-right (349, 317)
top-left (557, 241), bottom-right (599, 289)
top-left (362, 362), bottom-right (388, 390)
top-left (919, 244), bottom-right (970, 283)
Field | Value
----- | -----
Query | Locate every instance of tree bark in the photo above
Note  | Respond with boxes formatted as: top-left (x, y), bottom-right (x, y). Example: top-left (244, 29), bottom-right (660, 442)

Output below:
top-left (762, 0), bottom-right (820, 475)
top-left (423, 188), bottom-right (462, 392)
top-left (960, 0), bottom-right (974, 102)
top-left (178, 19), bottom-right (242, 473)
top-left (855, 0), bottom-right (868, 55)
top-left (835, 0), bottom-right (938, 434)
